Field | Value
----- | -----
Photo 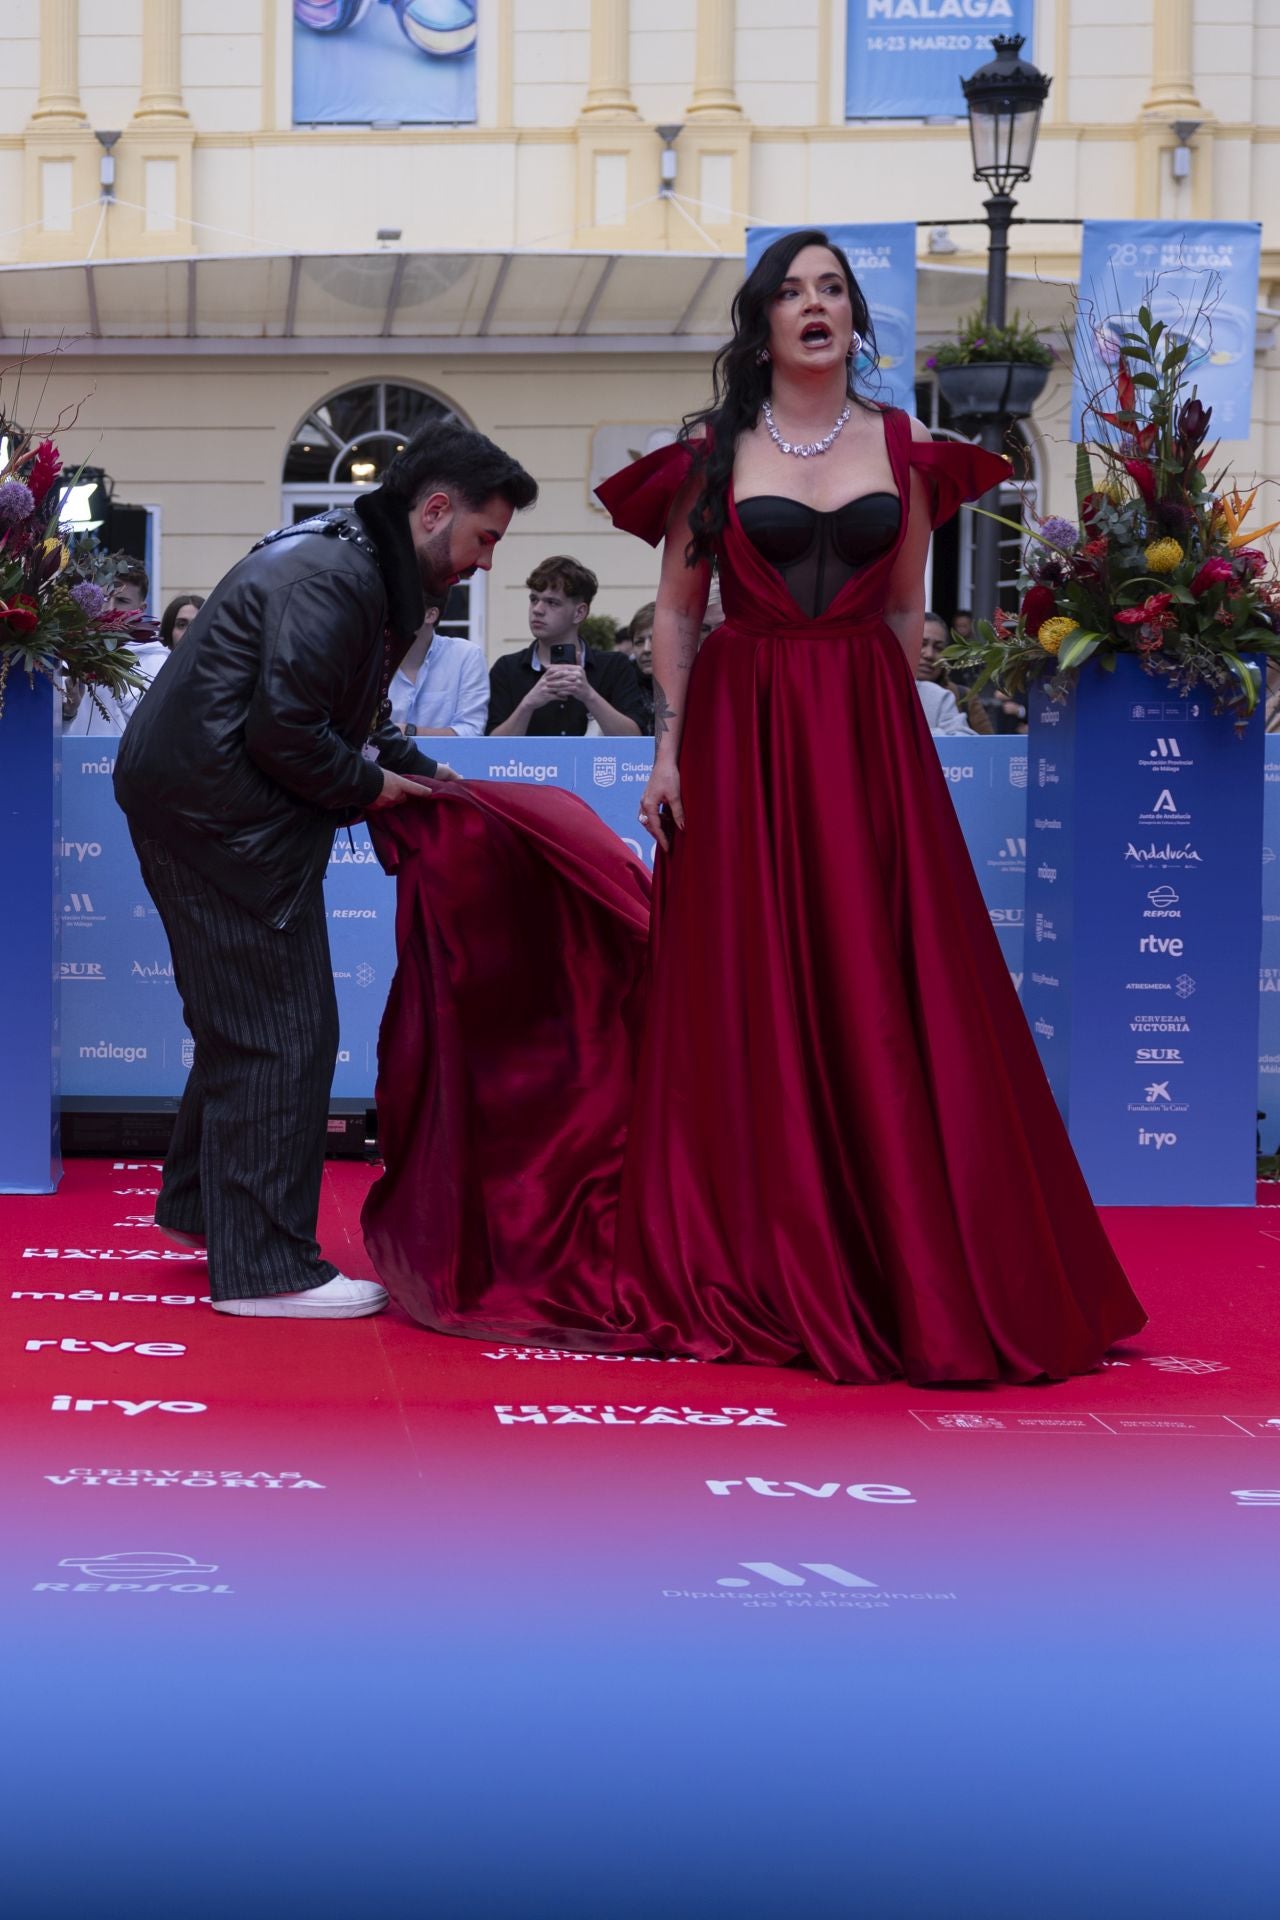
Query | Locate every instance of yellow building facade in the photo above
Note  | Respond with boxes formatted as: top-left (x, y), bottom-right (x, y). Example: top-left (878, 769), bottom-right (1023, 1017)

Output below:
top-left (1, 0), bottom-right (1277, 648)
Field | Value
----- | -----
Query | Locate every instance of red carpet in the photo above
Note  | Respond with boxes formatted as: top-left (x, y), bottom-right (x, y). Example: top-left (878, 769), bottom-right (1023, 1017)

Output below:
top-left (2, 1161), bottom-right (1278, 1918)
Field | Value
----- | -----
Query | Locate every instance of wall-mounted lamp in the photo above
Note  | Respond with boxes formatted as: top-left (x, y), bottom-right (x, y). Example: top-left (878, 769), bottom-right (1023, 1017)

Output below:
top-left (96, 130), bottom-right (120, 202)
top-left (1171, 119), bottom-right (1202, 182)
top-left (376, 227), bottom-right (402, 247)
top-left (656, 124), bottom-right (683, 198)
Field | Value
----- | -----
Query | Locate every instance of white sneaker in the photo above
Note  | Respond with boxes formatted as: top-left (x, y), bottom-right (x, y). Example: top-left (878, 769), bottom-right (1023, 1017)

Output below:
top-left (158, 1224), bottom-right (206, 1252)
top-left (211, 1273), bottom-right (389, 1320)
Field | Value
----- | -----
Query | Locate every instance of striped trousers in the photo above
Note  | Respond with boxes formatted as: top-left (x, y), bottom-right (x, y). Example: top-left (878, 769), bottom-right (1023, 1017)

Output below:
top-left (131, 832), bottom-right (340, 1301)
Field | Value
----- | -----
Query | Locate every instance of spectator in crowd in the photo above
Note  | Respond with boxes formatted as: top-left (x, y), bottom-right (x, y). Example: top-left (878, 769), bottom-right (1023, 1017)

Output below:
top-left (388, 598), bottom-right (489, 738)
top-left (950, 607), bottom-right (974, 643)
top-left (917, 674), bottom-right (975, 736)
top-left (161, 593), bottom-right (205, 648)
top-left (488, 555), bottom-right (646, 737)
top-left (917, 610), bottom-right (993, 735)
top-left (628, 598), bottom-right (656, 734)
top-left (109, 557), bottom-right (150, 616)
top-left (614, 625), bottom-right (635, 658)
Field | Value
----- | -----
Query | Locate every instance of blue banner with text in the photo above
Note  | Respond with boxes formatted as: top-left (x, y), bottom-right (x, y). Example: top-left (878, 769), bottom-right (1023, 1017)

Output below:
top-left (1023, 657), bottom-right (1264, 1205)
top-left (844, 0), bottom-right (1034, 121)
top-left (1072, 219), bottom-right (1261, 440)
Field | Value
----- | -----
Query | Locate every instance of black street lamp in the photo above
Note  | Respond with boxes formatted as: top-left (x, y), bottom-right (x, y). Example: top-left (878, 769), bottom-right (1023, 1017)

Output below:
top-left (960, 34), bottom-right (1052, 623)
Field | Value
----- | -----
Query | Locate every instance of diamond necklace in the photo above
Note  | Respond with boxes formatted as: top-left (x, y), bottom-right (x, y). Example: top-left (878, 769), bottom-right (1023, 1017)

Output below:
top-left (761, 397), bottom-right (852, 459)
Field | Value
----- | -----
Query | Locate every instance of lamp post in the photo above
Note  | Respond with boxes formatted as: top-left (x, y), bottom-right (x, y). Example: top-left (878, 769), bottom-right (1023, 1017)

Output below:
top-left (960, 34), bottom-right (1051, 623)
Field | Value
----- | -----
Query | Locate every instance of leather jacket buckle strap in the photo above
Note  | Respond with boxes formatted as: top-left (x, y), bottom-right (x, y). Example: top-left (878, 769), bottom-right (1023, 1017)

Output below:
top-left (251, 511), bottom-right (379, 564)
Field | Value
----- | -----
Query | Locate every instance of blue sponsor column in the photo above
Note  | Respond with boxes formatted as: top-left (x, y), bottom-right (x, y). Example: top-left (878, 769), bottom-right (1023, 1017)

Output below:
top-left (0, 673), bottom-right (61, 1192)
top-left (1258, 741), bottom-right (1280, 1153)
top-left (1024, 656), bottom-right (1264, 1204)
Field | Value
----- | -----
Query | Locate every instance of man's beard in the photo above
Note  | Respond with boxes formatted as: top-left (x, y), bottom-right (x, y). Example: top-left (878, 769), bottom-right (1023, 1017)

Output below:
top-left (421, 525), bottom-right (456, 596)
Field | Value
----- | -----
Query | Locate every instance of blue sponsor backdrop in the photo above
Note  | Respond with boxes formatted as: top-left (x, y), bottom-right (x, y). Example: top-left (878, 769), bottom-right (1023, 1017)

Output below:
top-left (1023, 657), bottom-right (1264, 1205)
top-left (844, 0), bottom-right (1034, 120)
top-left (745, 223), bottom-right (918, 415)
top-left (1072, 220), bottom-right (1262, 440)
top-left (293, 0), bottom-right (477, 127)
top-left (62, 721), bottom-right (1280, 1182)
top-left (60, 736), bottom-right (1025, 1104)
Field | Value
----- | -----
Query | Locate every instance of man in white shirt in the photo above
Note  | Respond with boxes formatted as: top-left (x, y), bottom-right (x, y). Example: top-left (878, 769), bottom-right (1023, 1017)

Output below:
top-left (388, 601), bottom-right (490, 739)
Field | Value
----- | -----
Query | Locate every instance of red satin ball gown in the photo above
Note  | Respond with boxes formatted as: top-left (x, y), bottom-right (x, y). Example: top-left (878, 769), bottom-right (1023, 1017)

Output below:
top-left (362, 407), bottom-right (1146, 1384)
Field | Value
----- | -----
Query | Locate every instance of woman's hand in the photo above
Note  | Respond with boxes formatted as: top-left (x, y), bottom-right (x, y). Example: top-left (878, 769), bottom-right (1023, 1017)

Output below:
top-left (638, 761), bottom-right (684, 853)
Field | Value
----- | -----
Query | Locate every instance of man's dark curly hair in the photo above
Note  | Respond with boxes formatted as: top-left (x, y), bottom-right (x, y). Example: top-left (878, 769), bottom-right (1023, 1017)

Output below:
top-left (381, 419), bottom-right (538, 514)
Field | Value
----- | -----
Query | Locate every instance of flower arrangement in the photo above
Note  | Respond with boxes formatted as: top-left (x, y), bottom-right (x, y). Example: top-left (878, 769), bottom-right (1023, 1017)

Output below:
top-left (927, 307), bottom-right (1054, 372)
top-left (1, 377), bottom-right (148, 724)
top-left (947, 304), bottom-right (1280, 715)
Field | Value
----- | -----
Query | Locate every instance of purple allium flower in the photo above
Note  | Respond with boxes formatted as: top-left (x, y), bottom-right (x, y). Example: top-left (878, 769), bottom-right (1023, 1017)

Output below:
top-left (0, 479), bottom-right (36, 525)
top-left (925, 355), bottom-right (938, 370)
top-left (70, 580), bottom-right (107, 617)
top-left (1038, 515), bottom-right (1079, 552)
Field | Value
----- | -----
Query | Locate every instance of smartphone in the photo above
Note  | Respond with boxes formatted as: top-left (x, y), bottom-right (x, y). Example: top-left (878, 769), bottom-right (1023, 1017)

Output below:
top-left (549, 643), bottom-right (577, 665)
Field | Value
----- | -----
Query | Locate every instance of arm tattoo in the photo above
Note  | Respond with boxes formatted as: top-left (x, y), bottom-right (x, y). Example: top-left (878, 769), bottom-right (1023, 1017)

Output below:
top-left (652, 679), bottom-right (676, 748)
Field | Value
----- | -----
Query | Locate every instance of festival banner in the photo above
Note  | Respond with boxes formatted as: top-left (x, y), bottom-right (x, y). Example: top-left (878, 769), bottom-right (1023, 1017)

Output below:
top-left (746, 223), bottom-right (918, 415)
top-left (1072, 220), bottom-right (1262, 440)
top-left (844, 0), bottom-right (1034, 120)
top-left (293, 0), bottom-right (477, 127)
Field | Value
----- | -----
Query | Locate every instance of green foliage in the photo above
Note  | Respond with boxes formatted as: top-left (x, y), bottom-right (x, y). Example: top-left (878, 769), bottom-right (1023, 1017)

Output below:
top-left (579, 613), bottom-right (620, 651)
top-left (929, 307), bottom-right (1054, 370)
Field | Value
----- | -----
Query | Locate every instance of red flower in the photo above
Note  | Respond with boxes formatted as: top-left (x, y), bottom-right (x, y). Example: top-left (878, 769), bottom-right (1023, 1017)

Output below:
top-left (1234, 548), bottom-right (1268, 579)
top-left (24, 439), bottom-right (62, 507)
top-left (1123, 459), bottom-right (1157, 505)
top-left (1115, 593), bottom-right (1175, 627)
top-left (1020, 583), bottom-right (1057, 636)
top-left (1189, 556), bottom-right (1236, 596)
top-left (1, 594), bottom-right (40, 633)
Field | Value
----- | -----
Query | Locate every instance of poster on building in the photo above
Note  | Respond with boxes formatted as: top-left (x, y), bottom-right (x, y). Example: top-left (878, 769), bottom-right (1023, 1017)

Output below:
top-left (745, 223), bottom-right (918, 414)
top-left (293, 0), bottom-right (477, 127)
top-left (1072, 220), bottom-right (1262, 441)
top-left (844, 0), bottom-right (1033, 120)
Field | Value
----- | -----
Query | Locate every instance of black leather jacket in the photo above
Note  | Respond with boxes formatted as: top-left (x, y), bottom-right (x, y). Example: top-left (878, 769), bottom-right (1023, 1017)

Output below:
top-left (114, 489), bottom-right (437, 930)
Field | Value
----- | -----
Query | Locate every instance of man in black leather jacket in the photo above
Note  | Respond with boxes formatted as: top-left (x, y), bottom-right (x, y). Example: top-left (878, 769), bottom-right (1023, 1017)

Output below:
top-left (114, 421), bottom-right (537, 1321)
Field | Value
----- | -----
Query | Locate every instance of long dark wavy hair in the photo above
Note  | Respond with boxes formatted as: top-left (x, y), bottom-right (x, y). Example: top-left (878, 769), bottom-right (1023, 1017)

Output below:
top-left (679, 229), bottom-right (879, 563)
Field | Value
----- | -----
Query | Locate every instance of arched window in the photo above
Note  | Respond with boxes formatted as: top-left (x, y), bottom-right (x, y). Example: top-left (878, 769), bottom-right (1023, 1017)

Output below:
top-left (282, 379), bottom-right (483, 647)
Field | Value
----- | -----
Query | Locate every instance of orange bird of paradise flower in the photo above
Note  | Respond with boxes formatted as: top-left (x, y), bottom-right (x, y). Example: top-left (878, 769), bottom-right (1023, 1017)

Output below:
top-left (1217, 486), bottom-right (1280, 550)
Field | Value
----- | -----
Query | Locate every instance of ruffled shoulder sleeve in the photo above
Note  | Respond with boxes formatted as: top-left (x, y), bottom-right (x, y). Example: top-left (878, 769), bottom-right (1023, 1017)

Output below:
top-left (594, 439), bottom-right (697, 547)
top-left (904, 434), bottom-right (1012, 527)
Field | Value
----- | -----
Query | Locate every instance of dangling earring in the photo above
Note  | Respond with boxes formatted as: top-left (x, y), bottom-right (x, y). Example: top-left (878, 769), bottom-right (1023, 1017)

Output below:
top-left (847, 330), bottom-right (863, 365)
top-left (756, 347), bottom-right (771, 365)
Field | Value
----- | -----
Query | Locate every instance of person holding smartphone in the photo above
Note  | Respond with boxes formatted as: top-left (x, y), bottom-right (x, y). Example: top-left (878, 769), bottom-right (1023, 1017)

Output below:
top-left (487, 555), bottom-right (646, 737)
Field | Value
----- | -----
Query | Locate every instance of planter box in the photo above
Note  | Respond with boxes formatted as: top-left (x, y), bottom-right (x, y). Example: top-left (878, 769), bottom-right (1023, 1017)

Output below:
top-left (936, 361), bottom-right (1049, 424)
top-left (0, 670), bottom-right (62, 1193)
top-left (1022, 654), bottom-right (1263, 1205)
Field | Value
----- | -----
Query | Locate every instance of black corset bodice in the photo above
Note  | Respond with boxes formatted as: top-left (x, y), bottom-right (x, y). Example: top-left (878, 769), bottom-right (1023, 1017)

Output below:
top-left (735, 491), bottom-right (901, 618)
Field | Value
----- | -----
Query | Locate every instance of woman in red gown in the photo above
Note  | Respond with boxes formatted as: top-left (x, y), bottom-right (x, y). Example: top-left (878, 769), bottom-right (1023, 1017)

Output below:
top-left (363, 229), bottom-right (1145, 1384)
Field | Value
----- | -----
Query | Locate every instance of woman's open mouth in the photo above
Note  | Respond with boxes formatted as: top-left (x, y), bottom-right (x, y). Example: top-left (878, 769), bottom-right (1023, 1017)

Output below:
top-left (800, 322), bottom-right (833, 348)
